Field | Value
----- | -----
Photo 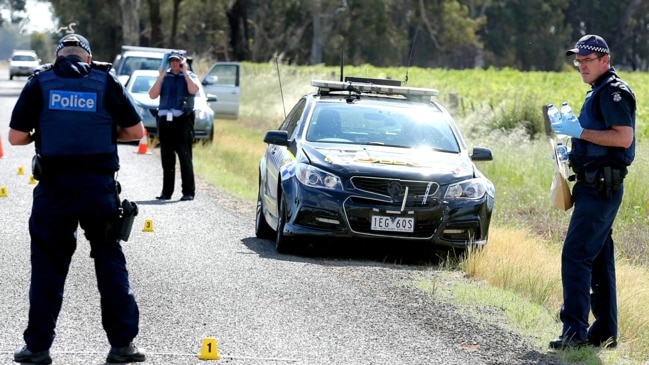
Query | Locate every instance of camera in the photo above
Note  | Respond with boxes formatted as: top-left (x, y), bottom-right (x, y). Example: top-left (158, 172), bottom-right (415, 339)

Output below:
top-left (118, 199), bottom-right (138, 241)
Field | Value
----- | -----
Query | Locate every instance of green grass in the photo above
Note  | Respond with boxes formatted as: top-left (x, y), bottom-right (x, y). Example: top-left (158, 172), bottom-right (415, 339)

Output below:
top-left (192, 62), bottom-right (649, 364)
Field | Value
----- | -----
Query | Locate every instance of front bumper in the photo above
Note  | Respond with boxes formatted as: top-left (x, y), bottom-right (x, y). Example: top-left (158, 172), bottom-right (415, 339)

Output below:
top-left (281, 178), bottom-right (493, 249)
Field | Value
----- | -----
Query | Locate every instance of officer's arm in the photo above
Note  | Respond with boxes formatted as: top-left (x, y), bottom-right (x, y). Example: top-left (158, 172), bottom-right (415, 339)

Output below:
top-left (148, 70), bottom-right (165, 99)
top-left (580, 125), bottom-right (634, 148)
top-left (185, 73), bottom-right (200, 95)
top-left (8, 128), bottom-right (33, 145)
top-left (117, 122), bottom-right (145, 142)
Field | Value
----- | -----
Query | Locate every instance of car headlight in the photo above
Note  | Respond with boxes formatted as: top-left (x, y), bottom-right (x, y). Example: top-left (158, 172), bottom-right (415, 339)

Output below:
top-left (196, 109), bottom-right (208, 120)
top-left (295, 163), bottom-right (343, 191)
top-left (445, 178), bottom-right (494, 200)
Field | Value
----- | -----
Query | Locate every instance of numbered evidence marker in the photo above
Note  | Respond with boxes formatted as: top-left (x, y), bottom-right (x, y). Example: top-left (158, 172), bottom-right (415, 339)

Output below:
top-left (197, 337), bottom-right (221, 360)
top-left (142, 219), bottom-right (154, 232)
top-left (0, 186), bottom-right (8, 197)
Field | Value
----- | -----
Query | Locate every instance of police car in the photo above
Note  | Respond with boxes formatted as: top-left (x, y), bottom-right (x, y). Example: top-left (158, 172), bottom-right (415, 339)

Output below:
top-left (256, 77), bottom-right (495, 253)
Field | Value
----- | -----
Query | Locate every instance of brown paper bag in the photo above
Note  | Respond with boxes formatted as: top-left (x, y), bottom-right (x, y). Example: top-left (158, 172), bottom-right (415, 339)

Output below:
top-left (550, 170), bottom-right (573, 210)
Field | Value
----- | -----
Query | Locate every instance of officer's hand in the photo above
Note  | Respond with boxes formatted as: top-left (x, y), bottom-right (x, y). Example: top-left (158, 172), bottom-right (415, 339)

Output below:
top-left (552, 115), bottom-right (584, 138)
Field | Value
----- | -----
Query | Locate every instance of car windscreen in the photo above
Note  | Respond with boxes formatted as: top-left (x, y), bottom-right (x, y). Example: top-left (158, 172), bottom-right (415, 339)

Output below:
top-left (306, 104), bottom-right (460, 153)
top-left (12, 55), bottom-right (37, 61)
top-left (119, 56), bottom-right (162, 76)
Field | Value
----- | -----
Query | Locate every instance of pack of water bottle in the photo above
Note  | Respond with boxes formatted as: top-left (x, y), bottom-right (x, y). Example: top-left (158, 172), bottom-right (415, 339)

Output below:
top-left (547, 102), bottom-right (576, 177)
top-left (547, 102), bottom-right (579, 139)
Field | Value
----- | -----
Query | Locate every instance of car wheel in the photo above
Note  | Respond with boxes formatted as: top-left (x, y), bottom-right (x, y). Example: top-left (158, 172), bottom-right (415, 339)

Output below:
top-left (275, 195), bottom-right (293, 254)
top-left (255, 185), bottom-right (274, 239)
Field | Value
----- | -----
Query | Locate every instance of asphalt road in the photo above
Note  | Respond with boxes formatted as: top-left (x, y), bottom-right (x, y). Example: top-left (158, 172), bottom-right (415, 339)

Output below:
top-left (0, 70), bottom-right (557, 365)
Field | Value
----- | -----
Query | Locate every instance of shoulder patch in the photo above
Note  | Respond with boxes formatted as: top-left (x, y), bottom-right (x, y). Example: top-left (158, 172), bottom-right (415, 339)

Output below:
top-left (611, 91), bottom-right (622, 103)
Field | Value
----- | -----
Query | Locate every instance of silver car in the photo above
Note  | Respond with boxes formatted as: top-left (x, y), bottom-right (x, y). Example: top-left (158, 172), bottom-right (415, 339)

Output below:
top-left (124, 70), bottom-right (216, 142)
top-left (9, 50), bottom-right (40, 80)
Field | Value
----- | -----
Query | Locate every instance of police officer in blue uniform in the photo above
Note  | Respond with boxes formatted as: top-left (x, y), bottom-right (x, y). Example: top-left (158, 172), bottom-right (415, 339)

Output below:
top-left (550, 34), bottom-right (635, 350)
top-left (148, 50), bottom-right (200, 201)
top-left (8, 34), bottom-right (147, 364)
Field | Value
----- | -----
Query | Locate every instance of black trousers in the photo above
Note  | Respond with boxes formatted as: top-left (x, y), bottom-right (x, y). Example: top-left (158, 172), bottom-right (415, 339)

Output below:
top-left (26, 173), bottom-right (140, 351)
top-left (157, 112), bottom-right (195, 197)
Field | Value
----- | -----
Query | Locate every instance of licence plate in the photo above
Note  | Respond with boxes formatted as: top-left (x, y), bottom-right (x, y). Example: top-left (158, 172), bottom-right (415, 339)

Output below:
top-left (370, 215), bottom-right (414, 232)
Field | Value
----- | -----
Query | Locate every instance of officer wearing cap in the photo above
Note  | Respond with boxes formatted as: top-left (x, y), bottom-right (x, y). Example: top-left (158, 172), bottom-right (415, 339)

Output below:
top-left (8, 34), bottom-right (146, 363)
top-left (148, 50), bottom-right (200, 201)
top-left (550, 34), bottom-right (636, 350)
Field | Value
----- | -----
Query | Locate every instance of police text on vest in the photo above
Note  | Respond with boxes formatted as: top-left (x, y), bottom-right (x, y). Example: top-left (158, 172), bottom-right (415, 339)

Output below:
top-left (49, 90), bottom-right (97, 112)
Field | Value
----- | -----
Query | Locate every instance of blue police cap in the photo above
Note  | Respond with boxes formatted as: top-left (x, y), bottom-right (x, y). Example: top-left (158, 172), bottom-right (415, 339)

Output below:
top-left (56, 34), bottom-right (92, 56)
top-left (566, 34), bottom-right (610, 56)
top-left (168, 50), bottom-right (185, 61)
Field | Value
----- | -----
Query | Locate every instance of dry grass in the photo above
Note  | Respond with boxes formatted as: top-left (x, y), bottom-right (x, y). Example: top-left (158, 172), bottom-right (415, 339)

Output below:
top-left (464, 226), bottom-right (649, 363)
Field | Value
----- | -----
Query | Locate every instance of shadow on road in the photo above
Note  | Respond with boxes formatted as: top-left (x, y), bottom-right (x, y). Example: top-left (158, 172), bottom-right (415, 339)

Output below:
top-left (240, 235), bottom-right (465, 268)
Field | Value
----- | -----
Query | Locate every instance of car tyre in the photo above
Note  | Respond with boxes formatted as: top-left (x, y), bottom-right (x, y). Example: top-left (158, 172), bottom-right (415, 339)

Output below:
top-left (275, 195), bottom-right (294, 254)
top-left (255, 185), bottom-right (274, 239)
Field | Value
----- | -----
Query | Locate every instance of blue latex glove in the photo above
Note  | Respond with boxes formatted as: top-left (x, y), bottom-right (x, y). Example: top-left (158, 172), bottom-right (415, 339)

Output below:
top-left (552, 115), bottom-right (584, 138)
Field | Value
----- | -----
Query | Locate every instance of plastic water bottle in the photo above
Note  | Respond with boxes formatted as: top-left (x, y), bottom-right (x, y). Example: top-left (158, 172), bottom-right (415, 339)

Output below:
top-left (560, 102), bottom-right (579, 126)
top-left (547, 103), bottom-right (566, 140)
top-left (556, 142), bottom-right (568, 161)
top-left (556, 142), bottom-right (570, 178)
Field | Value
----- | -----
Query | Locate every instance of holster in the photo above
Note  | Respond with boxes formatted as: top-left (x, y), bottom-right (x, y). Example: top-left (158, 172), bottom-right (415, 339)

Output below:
top-left (581, 164), bottom-right (622, 199)
top-left (31, 154), bottom-right (43, 181)
top-left (117, 199), bottom-right (139, 242)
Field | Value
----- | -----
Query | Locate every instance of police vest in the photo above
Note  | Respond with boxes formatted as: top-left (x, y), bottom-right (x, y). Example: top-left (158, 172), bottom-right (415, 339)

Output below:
top-left (37, 69), bottom-right (116, 157)
top-left (571, 72), bottom-right (636, 170)
top-left (159, 71), bottom-right (195, 113)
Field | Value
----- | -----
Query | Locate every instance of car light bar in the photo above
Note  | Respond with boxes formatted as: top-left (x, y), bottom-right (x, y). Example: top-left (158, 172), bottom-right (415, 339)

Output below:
top-left (312, 79), bottom-right (439, 97)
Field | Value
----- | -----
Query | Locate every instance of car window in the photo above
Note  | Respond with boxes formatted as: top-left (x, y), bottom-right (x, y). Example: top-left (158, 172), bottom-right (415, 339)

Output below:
top-left (280, 98), bottom-right (306, 139)
top-left (131, 76), bottom-right (154, 93)
top-left (12, 55), bottom-right (37, 61)
top-left (206, 64), bottom-right (239, 87)
top-left (119, 56), bottom-right (161, 76)
top-left (306, 103), bottom-right (459, 152)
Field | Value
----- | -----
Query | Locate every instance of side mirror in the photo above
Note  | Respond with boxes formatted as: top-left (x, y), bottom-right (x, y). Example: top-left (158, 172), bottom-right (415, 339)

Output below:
top-left (470, 147), bottom-right (493, 161)
top-left (263, 130), bottom-right (289, 146)
top-left (202, 75), bottom-right (218, 85)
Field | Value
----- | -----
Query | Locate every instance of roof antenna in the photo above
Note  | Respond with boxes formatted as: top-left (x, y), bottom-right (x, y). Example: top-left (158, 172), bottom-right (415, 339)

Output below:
top-left (339, 48), bottom-right (344, 82)
top-left (275, 56), bottom-right (287, 119)
top-left (404, 24), bottom-right (420, 86)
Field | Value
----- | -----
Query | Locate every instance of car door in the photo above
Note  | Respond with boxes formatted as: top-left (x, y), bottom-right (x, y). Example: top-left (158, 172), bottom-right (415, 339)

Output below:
top-left (263, 98), bottom-right (306, 220)
top-left (201, 62), bottom-right (240, 119)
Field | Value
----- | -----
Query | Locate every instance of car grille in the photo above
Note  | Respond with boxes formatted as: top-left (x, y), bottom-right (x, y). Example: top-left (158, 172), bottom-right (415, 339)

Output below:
top-left (351, 177), bottom-right (440, 207)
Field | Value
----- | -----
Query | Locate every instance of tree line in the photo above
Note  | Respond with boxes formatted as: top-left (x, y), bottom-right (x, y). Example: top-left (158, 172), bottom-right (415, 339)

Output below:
top-left (2, 0), bottom-right (649, 72)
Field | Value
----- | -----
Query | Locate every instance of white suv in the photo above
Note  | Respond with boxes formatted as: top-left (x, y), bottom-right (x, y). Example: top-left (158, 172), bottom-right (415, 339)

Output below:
top-left (9, 50), bottom-right (40, 80)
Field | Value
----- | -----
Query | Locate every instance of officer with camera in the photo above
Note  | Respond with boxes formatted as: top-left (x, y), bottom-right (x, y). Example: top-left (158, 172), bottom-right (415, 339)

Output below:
top-left (8, 34), bottom-right (146, 363)
top-left (550, 34), bottom-right (635, 350)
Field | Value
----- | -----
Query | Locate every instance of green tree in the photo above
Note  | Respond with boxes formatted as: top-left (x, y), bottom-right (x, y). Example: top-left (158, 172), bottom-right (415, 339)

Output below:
top-left (566, 0), bottom-right (649, 71)
top-left (481, 0), bottom-right (571, 71)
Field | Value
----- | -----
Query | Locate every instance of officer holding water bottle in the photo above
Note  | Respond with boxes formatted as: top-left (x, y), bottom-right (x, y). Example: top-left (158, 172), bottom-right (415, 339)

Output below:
top-left (549, 34), bottom-right (636, 350)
